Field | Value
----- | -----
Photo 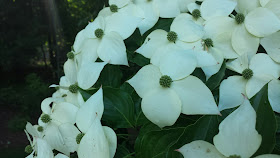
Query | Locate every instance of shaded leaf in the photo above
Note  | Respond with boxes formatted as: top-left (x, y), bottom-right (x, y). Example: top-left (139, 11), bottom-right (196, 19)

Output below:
top-left (135, 115), bottom-right (219, 158)
top-left (250, 84), bottom-right (277, 156)
top-left (103, 87), bottom-right (136, 128)
top-left (206, 61), bottom-right (226, 90)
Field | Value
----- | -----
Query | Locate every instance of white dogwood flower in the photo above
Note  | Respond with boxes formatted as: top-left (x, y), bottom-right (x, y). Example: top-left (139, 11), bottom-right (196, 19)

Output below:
top-left (219, 53), bottom-right (280, 111)
top-left (38, 99), bottom-right (80, 156)
top-left (128, 64), bottom-right (220, 128)
top-left (76, 88), bottom-right (117, 158)
top-left (98, 0), bottom-right (144, 39)
top-left (177, 99), bottom-right (278, 158)
top-left (73, 16), bottom-right (128, 65)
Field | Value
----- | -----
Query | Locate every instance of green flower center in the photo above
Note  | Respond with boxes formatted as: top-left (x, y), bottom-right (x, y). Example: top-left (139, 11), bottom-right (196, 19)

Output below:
top-left (204, 38), bottom-right (214, 48)
top-left (41, 114), bottom-right (51, 123)
top-left (110, 4), bottom-right (118, 12)
top-left (147, 0), bottom-right (152, 1)
top-left (67, 52), bottom-right (74, 60)
top-left (159, 75), bottom-right (172, 88)
top-left (76, 133), bottom-right (85, 144)
top-left (192, 9), bottom-right (201, 19)
top-left (25, 145), bottom-right (33, 154)
top-left (37, 126), bottom-right (44, 132)
top-left (228, 155), bottom-right (241, 158)
top-left (167, 31), bottom-right (178, 43)
top-left (242, 68), bottom-right (253, 80)
top-left (235, 13), bottom-right (245, 24)
top-left (69, 84), bottom-right (79, 93)
top-left (95, 28), bottom-right (104, 39)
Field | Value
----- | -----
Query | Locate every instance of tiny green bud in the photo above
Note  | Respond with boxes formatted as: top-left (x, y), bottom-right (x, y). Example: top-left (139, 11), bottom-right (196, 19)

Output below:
top-left (41, 114), bottom-right (51, 123)
top-left (110, 4), bottom-right (118, 12)
top-left (76, 133), bottom-right (85, 144)
top-left (192, 9), bottom-right (201, 19)
top-left (235, 13), bottom-right (245, 24)
top-left (229, 155), bottom-right (241, 158)
top-left (204, 38), bottom-right (214, 48)
top-left (55, 86), bottom-right (60, 90)
top-left (67, 52), bottom-right (75, 59)
top-left (242, 68), bottom-right (253, 80)
top-left (147, 0), bottom-right (152, 1)
top-left (62, 94), bottom-right (67, 97)
top-left (37, 126), bottom-right (44, 132)
top-left (69, 84), bottom-right (79, 93)
top-left (25, 145), bottom-right (33, 154)
top-left (159, 75), bottom-right (172, 88)
top-left (95, 28), bottom-right (104, 39)
top-left (167, 31), bottom-right (178, 43)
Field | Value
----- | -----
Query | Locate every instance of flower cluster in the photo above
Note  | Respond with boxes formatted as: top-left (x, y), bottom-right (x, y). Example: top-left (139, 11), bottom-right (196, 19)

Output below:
top-left (24, 0), bottom-right (280, 157)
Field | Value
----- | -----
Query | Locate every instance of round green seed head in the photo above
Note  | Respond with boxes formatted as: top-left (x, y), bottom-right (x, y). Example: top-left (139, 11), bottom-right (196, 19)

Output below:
top-left (167, 31), bottom-right (178, 43)
top-left (235, 13), bottom-right (245, 24)
top-left (37, 126), bottom-right (44, 132)
top-left (95, 28), bottom-right (104, 39)
top-left (192, 9), bottom-right (201, 19)
top-left (204, 38), bottom-right (214, 48)
top-left (242, 68), bottom-right (253, 80)
top-left (159, 75), bottom-right (172, 88)
top-left (25, 145), bottom-right (33, 154)
top-left (229, 155), bottom-right (241, 158)
top-left (41, 114), bottom-right (51, 123)
top-left (67, 52), bottom-right (74, 59)
top-left (69, 84), bottom-right (79, 93)
top-left (76, 133), bottom-right (85, 144)
top-left (110, 4), bottom-right (118, 12)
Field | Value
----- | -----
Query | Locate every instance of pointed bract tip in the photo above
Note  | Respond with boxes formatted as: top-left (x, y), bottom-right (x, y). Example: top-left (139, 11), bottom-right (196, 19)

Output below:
top-left (175, 149), bottom-right (180, 152)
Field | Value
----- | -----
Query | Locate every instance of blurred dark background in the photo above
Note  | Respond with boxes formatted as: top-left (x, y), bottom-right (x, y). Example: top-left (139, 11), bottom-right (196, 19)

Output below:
top-left (0, 0), bottom-right (108, 157)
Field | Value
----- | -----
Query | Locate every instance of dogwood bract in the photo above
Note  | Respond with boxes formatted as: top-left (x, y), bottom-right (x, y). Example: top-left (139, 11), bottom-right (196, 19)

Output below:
top-left (128, 64), bottom-right (220, 128)
top-left (177, 99), bottom-right (277, 158)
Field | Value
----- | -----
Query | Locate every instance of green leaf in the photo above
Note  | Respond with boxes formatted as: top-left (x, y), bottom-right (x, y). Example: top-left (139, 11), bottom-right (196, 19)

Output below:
top-left (192, 68), bottom-right (206, 83)
top-left (206, 61), bottom-right (226, 90)
top-left (120, 83), bottom-right (150, 126)
top-left (102, 87), bottom-right (136, 128)
top-left (276, 115), bottom-right (280, 133)
top-left (250, 84), bottom-right (277, 156)
top-left (143, 18), bottom-right (174, 39)
top-left (79, 87), bottom-right (135, 128)
top-left (94, 65), bottom-right (123, 88)
top-left (115, 144), bottom-right (134, 158)
top-left (135, 115), bottom-right (219, 158)
top-left (127, 51), bottom-right (150, 67)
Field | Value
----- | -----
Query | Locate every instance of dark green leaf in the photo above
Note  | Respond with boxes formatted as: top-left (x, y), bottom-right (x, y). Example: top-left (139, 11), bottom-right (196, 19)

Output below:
top-left (192, 68), bottom-right (206, 83)
top-left (206, 61), bottom-right (226, 90)
top-left (127, 51), bottom-right (150, 67)
top-left (143, 18), bottom-right (174, 39)
top-left (95, 65), bottom-right (123, 88)
top-left (135, 115), bottom-right (219, 158)
top-left (250, 84), bottom-right (277, 156)
top-left (102, 87), bottom-right (136, 128)
top-left (275, 115), bottom-right (280, 133)
top-left (115, 144), bottom-right (134, 158)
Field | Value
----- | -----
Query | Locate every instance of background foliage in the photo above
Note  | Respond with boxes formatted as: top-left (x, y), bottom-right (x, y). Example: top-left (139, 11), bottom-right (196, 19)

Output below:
top-left (0, 0), bottom-right (108, 157)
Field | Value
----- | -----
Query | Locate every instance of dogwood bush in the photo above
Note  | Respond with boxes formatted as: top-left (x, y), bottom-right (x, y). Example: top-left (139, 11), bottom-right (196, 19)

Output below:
top-left (24, 0), bottom-right (280, 157)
